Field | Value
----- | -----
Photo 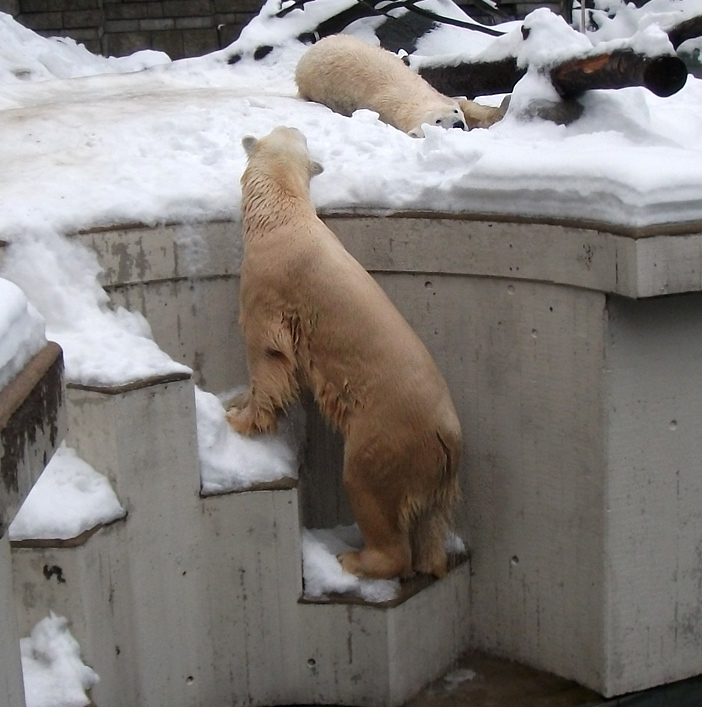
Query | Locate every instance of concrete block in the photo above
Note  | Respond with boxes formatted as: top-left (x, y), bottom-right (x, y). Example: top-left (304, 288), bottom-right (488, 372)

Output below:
top-left (139, 16), bottom-right (174, 30)
top-left (104, 18), bottom-right (140, 32)
top-left (0, 0), bottom-right (19, 16)
top-left (1, 535), bottom-right (27, 707)
top-left (12, 522), bottom-right (129, 703)
top-left (63, 9), bottom-right (102, 27)
top-left (149, 28), bottom-right (185, 59)
top-left (175, 15), bottom-right (213, 29)
top-left (200, 487), bottom-right (304, 705)
top-left (602, 294), bottom-right (702, 694)
top-left (104, 2), bottom-right (164, 20)
top-left (162, 0), bottom-right (212, 16)
top-left (17, 10), bottom-right (63, 30)
top-left (182, 26), bottom-right (218, 56)
top-left (62, 0), bottom-right (102, 9)
top-left (297, 562), bottom-right (472, 707)
top-left (60, 374), bottom-right (218, 706)
top-left (102, 30), bottom-right (151, 57)
top-left (57, 26), bottom-right (101, 40)
top-left (16, 0), bottom-right (51, 12)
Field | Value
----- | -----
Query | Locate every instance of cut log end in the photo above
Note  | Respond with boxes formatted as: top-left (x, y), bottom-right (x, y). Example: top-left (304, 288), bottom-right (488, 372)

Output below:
top-left (643, 55), bottom-right (689, 97)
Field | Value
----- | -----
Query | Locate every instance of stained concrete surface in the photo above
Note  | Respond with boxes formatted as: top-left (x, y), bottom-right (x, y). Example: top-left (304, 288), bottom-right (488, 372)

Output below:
top-left (404, 651), bottom-right (702, 707)
top-left (404, 651), bottom-right (601, 707)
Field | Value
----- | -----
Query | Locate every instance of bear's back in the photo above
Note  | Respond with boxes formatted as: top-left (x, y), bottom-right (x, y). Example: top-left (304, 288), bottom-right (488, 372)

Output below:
top-left (295, 34), bottom-right (426, 115)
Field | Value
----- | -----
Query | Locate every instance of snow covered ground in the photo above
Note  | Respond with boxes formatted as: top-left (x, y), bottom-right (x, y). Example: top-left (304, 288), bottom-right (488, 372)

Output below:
top-left (2, 0), bottom-right (702, 701)
top-left (1, 0), bottom-right (701, 389)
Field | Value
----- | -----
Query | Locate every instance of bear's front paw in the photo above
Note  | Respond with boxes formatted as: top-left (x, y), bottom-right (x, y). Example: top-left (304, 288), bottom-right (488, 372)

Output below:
top-left (338, 551), bottom-right (365, 577)
top-left (225, 407), bottom-right (257, 436)
top-left (226, 389), bottom-right (251, 411)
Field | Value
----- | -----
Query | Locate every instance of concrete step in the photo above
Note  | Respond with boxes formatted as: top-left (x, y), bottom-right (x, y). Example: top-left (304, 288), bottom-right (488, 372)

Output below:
top-left (9, 362), bottom-right (471, 707)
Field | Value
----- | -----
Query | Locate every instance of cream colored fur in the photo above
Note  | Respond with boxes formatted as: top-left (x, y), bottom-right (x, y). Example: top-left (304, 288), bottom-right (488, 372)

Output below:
top-left (295, 34), bottom-right (467, 137)
top-left (227, 126), bottom-right (462, 580)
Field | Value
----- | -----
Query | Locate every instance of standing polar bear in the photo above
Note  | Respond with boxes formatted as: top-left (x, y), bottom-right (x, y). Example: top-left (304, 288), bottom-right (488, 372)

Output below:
top-left (295, 34), bottom-right (467, 137)
top-left (227, 126), bottom-right (462, 580)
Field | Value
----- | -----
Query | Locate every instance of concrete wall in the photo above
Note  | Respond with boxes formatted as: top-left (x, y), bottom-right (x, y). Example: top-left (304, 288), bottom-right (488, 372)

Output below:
top-left (71, 213), bottom-right (702, 698)
top-left (5, 213), bottom-right (702, 702)
top-left (10, 369), bottom-right (470, 707)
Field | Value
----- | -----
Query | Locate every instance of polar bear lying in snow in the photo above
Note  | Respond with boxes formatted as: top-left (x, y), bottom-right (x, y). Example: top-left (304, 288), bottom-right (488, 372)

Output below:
top-left (295, 34), bottom-right (468, 137)
top-left (227, 126), bottom-right (462, 580)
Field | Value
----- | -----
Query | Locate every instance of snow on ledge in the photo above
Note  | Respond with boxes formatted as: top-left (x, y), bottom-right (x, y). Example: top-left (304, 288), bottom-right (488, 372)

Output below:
top-left (9, 443), bottom-right (126, 542)
top-left (196, 386), bottom-right (302, 495)
top-left (302, 525), bottom-right (468, 604)
top-left (302, 526), bottom-right (402, 603)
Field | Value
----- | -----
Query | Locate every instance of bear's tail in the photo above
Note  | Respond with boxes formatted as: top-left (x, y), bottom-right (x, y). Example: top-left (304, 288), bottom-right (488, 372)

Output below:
top-left (409, 418), bottom-right (462, 578)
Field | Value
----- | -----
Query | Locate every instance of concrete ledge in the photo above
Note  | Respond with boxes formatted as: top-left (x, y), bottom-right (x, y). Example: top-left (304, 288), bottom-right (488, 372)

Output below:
top-left (0, 342), bottom-right (66, 537)
top-left (75, 213), bottom-right (702, 300)
top-left (300, 553), bottom-right (469, 609)
top-left (9, 516), bottom-right (127, 549)
top-left (0, 341), bottom-right (66, 707)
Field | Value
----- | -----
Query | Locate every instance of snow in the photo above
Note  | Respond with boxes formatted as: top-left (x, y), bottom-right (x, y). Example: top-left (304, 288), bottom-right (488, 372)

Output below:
top-left (303, 526), bottom-right (402, 602)
top-left (0, 0), bottom-right (700, 389)
top-left (8, 442), bottom-right (126, 542)
top-left (1, 0), bottom-right (702, 694)
top-left (303, 525), bottom-right (467, 602)
top-left (196, 386), bottom-right (303, 494)
top-left (19, 614), bottom-right (99, 707)
top-left (0, 278), bottom-right (46, 390)
top-left (1, 231), bottom-right (190, 386)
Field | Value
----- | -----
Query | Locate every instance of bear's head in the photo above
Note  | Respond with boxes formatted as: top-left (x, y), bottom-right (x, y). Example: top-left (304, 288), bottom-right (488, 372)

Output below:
top-left (408, 105), bottom-right (467, 138)
top-left (242, 126), bottom-right (324, 180)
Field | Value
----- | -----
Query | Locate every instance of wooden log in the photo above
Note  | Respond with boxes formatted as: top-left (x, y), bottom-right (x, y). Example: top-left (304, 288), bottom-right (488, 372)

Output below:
top-left (418, 57), bottom-right (524, 99)
top-left (550, 49), bottom-right (688, 98)
top-left (418, 49), bottom-right (687, 99)
top-left (666, 15), bottom-right (702, 49)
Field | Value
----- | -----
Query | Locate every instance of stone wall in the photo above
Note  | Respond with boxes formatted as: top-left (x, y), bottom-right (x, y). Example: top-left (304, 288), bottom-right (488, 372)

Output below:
top-left (2, 0), bottom-right (562, 60)
top-left (4, 0), bottom-right (264, 59)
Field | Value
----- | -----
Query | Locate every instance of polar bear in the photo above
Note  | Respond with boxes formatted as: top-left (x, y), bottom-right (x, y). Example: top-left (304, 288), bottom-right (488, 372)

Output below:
top-left (227, 126), bottom-right (462, 580)
top-left (295, 34), bottom-right (467, 137)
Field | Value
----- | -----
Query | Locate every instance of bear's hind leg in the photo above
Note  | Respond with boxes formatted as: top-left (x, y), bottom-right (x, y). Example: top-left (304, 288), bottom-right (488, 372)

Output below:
top-left (410, 511), bottom-right (449, 578)
top-left (338, 459), bottom-right (412, 580)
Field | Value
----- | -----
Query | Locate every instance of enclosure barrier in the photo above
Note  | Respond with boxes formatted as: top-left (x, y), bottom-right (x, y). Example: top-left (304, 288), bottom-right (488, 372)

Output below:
top-left (3, 211), bottom-right (702, 705)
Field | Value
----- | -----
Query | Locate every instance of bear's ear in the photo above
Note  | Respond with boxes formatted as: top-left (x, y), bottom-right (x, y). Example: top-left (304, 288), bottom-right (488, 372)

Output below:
top-left (408, 126), bottom-right (425, 138)
top-left (309, 160), bottom-right (324, 177)
top-left (242, 135), bottom-right (258, 155)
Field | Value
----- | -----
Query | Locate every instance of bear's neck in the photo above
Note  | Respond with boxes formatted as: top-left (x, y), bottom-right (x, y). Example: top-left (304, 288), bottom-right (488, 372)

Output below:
top-left (241, 166), bottom-right (317, 238)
